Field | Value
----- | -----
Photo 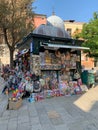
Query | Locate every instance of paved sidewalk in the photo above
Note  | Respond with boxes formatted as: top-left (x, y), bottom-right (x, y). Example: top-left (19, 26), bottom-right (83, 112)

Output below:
top-left (0, 77), bottom-right (8, 117)
top-left (0, 86), bottom-right (98, 130)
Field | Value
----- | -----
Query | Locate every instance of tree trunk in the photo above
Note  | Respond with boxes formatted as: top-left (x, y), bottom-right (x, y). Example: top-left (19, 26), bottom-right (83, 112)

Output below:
top-left (9, 48), bottom-right (14, 69)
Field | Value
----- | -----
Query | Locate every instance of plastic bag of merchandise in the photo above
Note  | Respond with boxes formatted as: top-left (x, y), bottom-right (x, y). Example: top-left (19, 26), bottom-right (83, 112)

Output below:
top-left (59, 81), bottom-right (68, 94)
top-left (33, 81), bottom-right (42, 93)
top-left (28, 93), bottom-right (35, 103)
top-left (77, 78), bottom-right (82, 86)
top-left (73, 70), bottom-right (80, 80)
top-left (39, 78), bottom-right (45, 87)
top-left (25, 83), bottom-right (33, 92)
top-left (46, 90), bottom-right (53, 98)
top-left (74, 86), bottom-right (82, 94)
top-left (35, 92), bottom-right (44, 101)
top-left (80, 84), bottom-right (88, 92)
top-left (18, 82), bottom-right (25, 92)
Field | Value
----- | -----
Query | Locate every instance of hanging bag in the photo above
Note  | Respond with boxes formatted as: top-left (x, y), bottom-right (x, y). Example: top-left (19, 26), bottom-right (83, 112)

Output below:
top-left (74, 70), bottom-right (80, 79)
top-left (33, 81), bottom-right (41, 93)
top-left (25, 83), bottom-right (33, 92)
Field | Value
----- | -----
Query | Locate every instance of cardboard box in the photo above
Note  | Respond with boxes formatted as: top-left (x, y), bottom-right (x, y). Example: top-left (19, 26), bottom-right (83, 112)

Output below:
top-left (8, 98), bottom-right (22, 110)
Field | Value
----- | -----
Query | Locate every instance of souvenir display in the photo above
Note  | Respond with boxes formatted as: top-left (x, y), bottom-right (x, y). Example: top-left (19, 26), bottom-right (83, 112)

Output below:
top-left (40, 64), bottom-right (61, 70)
top-left (31, 55), bottom-right (41, 75)
top-left (44, 50), bottom-right (52, 64)
top-left (33, 81), bottom-right (41, 93)
top-left (25, 82), bottom-right (33, 93)
top-left (41, 71), bottom-right (58, 90)
top-left (3, 46), bottom-right (87, 107)
top-left (51, 53), bottom-right (60, 64)
top-left (40, 52), bottom-right (45, 65)
top-left (65, 51), bottom-right (71, 61)
top-left (55, 50), bottom-right (61, 58)
top-left (28, 93), bottom-right (35, 103)
top-left (73, 70), bottom-right (81, 80)
top-left (38, 49), bottom-right (82, 95)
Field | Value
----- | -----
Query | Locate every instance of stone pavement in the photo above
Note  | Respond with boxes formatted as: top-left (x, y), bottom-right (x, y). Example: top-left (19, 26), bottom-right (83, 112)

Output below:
top-left (0, 77), bottom-right (8, 117)
top-left (1, 86), bottom-right (98, 130)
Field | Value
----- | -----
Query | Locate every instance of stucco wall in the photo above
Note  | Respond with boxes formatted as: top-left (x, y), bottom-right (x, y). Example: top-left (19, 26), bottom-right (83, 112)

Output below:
top-left (33, 14), bottom-right (47, 28)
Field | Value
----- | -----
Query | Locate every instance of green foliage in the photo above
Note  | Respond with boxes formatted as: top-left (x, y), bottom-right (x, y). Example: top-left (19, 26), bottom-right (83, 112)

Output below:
top-left (75, 12), bottom-right (98, 57)
top-left (0, 0), bottom-right (35, 67)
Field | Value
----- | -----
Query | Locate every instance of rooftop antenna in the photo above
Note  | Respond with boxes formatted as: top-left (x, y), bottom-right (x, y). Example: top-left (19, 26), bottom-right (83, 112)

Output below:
top-left (52, 6), bottom-right (55, 15)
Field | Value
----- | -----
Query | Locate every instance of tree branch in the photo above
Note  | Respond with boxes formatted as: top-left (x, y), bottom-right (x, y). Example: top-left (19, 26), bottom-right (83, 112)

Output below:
top-left (3, 27), bottom-right (11, 48)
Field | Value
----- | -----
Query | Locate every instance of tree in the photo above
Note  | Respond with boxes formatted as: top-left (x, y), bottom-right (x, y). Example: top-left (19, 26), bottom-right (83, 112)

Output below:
top-left (0, 33), bottom-right (5, 56)
top-left (77, 12), bottom-right (98, 57)
top-left (0, 46), bottom-right (4, 56)
top-left (0, 0), bottom-right (35, 68)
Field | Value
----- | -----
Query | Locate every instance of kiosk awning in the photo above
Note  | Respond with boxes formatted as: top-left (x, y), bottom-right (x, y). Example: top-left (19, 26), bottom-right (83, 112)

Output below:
top-left (47, 43), bottom-right (90, 50)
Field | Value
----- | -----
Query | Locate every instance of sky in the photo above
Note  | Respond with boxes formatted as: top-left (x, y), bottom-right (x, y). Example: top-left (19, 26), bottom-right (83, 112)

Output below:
top-left (33, 0), bottom-right (98, 22)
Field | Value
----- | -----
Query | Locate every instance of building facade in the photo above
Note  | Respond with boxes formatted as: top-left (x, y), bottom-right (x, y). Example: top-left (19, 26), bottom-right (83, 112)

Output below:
top-left (64, 20), bottom-right (84, 38)
top-left (33, 14), bottom-right (47, 28)
top-left (64, 20), bottom-right (94, 70)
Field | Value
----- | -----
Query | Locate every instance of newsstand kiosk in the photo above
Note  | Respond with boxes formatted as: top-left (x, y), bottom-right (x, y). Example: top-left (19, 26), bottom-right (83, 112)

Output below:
top-left (16, 33), bottom-right (90, 95)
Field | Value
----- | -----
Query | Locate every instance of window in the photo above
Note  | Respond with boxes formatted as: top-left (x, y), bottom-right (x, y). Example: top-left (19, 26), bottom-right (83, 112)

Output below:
top-left (41, 17), bottom-right (45, 20)
top-left (67, 28), bottom-right (72, 36)
top-left (94, 60), bottom-right (98, 67)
